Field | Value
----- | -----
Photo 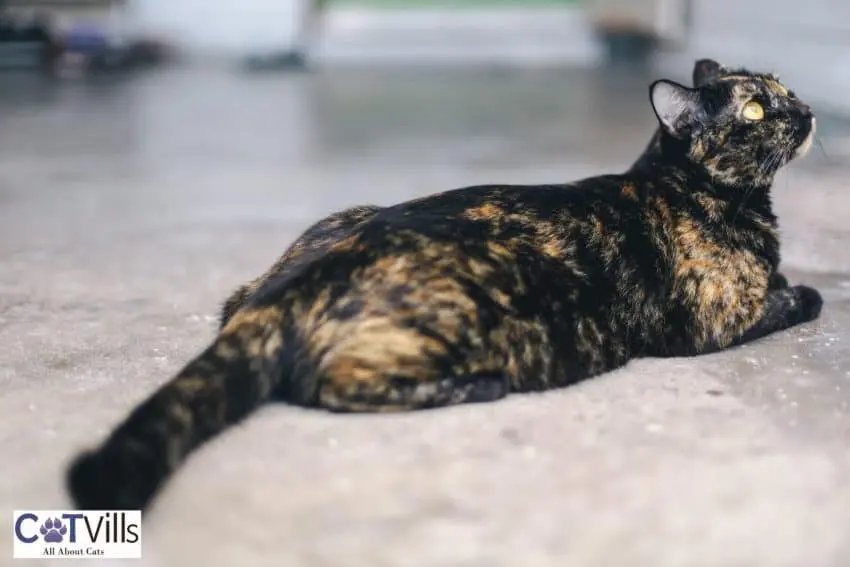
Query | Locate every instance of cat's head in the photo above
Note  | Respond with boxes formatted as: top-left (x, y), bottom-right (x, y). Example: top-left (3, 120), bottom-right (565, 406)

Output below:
top-left (650, 58), bottom-right (815, 187)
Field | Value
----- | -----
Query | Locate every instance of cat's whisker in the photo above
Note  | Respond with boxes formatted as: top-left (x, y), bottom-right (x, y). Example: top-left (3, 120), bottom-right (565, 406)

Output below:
top-left (733, 183), bottom-right (758, 221)
top-left (815, 136), bottom-right (829, 160)
top-left (775, 148), bottom-right (789, 170)
top-left (775, 148), bottom-right (789, 171)
top-left (759, 149), bottom-right (783, 176)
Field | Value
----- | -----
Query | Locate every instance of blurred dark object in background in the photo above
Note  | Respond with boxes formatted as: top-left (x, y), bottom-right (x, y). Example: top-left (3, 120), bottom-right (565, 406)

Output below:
top-left (56, 35), bottom-right (174, 77)
top-left (0, 0), bottom-right (172, 77)
top-left (243, 50), bottom-right (309, 73)
top-left (124, 38), bottom-right (171, 68)
top-left (0, 8), bottom-right (61, 73)
top-left (242, 0), bottom-right (327, 73)
top-left (587, 0), bottom-right (692, 68)
top-left (595, 24), bottom-right (657, 68)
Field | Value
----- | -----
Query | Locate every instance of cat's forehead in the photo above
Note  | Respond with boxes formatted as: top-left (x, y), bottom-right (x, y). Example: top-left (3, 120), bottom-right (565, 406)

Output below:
top-left (718, 73), bottom-right (792, 100)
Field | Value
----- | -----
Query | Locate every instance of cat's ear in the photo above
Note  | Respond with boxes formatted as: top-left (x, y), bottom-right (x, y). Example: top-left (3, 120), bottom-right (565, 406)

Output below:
top-left (692, 58), bottom-right (725, 87)
top-left (650, 80), bottom-right (703, 138)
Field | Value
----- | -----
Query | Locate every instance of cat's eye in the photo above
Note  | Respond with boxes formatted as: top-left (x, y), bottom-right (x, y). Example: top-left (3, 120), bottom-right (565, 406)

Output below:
top-left (742, 101), bottom-right (764, 121)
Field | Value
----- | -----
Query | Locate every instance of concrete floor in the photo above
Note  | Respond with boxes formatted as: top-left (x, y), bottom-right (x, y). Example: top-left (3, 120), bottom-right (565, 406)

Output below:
top-left (1, 65), bottom-right (849, 567)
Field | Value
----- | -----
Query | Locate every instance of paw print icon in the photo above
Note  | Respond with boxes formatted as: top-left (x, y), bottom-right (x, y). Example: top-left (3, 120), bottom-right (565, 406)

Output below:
top-left (40, 518), bottom-right (68, 543)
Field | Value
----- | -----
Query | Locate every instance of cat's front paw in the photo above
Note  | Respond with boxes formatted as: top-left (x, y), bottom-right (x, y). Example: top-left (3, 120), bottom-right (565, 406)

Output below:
top-left (769, 272), bottom-right (789, 290)
top-left (791, 285), bottom-right (823, 323)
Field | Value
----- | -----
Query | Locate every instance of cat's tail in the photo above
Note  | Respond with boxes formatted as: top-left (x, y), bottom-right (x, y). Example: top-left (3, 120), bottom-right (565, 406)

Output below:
top-left (65, 305), bottom-right (287, 511)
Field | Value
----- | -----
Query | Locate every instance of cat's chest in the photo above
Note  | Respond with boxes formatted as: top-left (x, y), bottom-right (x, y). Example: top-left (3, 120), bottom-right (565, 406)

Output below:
top-left (667, 217), bottom-right (776, 300)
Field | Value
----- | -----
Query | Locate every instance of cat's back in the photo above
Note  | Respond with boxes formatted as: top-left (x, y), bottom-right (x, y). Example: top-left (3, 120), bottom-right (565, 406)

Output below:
top-left (360, 175), bottom-right (639, 237)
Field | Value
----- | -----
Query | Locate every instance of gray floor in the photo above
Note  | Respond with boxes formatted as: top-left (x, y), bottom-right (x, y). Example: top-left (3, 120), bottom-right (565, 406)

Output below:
top-left (1, 65), bottom-right (849, 567)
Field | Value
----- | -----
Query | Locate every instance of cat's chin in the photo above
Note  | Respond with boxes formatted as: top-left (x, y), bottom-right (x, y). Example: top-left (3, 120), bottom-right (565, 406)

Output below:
top-left (793, 117), bottom-right (816, 159)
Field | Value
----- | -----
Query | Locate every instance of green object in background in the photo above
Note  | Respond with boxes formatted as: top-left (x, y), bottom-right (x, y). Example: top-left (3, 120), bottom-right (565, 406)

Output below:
top-left (333, 0), bottom-right (577, 8)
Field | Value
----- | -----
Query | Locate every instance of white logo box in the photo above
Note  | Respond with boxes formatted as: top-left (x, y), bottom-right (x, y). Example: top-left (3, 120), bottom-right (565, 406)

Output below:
top-left (12, 510), bottom-right (142, 560)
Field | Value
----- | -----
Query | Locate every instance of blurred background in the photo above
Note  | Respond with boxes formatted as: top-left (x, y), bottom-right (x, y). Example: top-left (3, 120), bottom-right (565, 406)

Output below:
top-left (2, 0), bottom-right (850, 165)
top-left (2, 1), bottom-right (850, 566)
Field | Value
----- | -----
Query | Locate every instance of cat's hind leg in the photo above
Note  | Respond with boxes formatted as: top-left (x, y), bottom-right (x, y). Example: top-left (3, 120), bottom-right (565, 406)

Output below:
top-left (309, 306), bottom-right (511, 412)
top-left (317, 372), bottom-right (509, 413)
top-left (317, 330), bottom-right (510, 418)
top-left (219, 205), bottom-right (384, 329)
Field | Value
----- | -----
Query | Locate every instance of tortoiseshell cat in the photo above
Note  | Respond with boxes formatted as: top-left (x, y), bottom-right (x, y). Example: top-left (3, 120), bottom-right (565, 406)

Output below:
top-left (67, 59), bottom-right (821, 512)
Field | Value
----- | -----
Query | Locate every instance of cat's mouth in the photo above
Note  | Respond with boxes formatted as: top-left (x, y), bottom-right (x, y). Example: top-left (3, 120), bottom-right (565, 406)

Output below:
top-left (792, 117), bottom-right (816, 159)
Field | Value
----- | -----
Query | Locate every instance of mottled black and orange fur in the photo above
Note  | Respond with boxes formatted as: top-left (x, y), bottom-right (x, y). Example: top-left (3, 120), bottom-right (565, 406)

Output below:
top-left (67, 59), bottom-right (822, 512)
